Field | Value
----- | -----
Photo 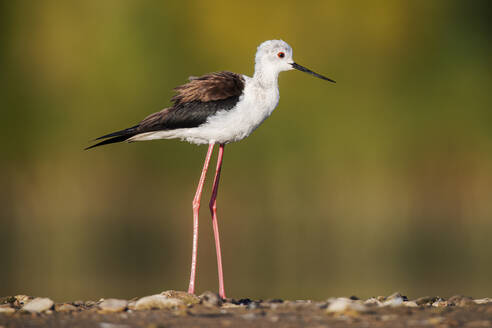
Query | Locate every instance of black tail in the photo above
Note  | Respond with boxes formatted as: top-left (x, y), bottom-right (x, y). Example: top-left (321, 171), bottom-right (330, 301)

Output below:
top-left (85, 126), bottom-right (139, 150)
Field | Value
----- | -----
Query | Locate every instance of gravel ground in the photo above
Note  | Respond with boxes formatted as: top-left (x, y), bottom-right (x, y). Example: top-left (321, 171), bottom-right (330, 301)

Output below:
top-left (1, 291), bottom-right (492, 327)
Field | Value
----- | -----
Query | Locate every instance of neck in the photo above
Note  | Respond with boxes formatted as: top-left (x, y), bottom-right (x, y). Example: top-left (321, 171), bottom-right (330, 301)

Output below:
top-left (253, 63), bottom-right (279, 89)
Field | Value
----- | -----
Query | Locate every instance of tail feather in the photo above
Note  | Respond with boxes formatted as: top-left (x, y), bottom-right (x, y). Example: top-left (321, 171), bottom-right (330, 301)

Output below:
top-left (85, 126), bottom-right (139, 150)
top-left (94, 125), bottom-right (139, 140)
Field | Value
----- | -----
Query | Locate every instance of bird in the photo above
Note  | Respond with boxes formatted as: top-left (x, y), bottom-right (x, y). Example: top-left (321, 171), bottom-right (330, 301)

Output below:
top-left (86, 39), bottom-right (335, 299)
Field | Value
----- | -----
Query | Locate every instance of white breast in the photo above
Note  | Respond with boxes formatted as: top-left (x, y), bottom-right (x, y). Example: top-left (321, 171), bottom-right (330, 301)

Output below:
top-left (131, 76), bottom-right (280, 145)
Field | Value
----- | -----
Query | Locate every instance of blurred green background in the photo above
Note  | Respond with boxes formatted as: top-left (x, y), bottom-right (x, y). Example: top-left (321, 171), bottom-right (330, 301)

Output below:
top-left (1, 0), bottom-right (491, 302)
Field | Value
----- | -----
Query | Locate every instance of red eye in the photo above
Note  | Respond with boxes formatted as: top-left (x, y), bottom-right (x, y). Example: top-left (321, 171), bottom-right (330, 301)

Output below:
top-left (277, 52), bottom-right (285, 58)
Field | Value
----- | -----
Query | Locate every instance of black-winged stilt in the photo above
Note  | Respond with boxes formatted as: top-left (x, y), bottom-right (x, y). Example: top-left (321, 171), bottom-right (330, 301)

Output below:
top-left (87, 40), bottom-right (335, 299)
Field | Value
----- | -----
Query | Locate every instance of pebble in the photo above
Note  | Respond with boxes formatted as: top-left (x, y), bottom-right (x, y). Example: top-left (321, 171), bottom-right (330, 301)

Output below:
top-left (0, 296), bottom-right (15, 305)
top-left (161, 290), bottom-right (200, 305)
top-left (55, 303), bottom-right (78, 312)
top-left (99, 299), bottom-right (128, 313)
top-left (0, 305), bottom-right (15, 315)
top-left (221, 303), bottom-right (242, 309)
top-left (246, 301), bottom-right (261, 310)
top-left (364, 297), bottom-right (383, 306)
top-left (14, 295), bottom-right (32, 307)
top-left (448, 295), bottom-right (475, 307)
top-left (382, 296), bottom-right (404, 307)
top-left (326, 298), bottom-right (367, 315)
top-left (85, 300), bottom-right (97, 307)
top-left (474, 298), bottom-right (492, 305)
top-left (135, 295), bottom-right (184, 310)
top-left (22, 297), bottom-right (54, 313)
top-left (199, 291), bottom-right (223, 307)
top-left (267, 298), bottom-right (284, 303)
top-left (403, 301), bottom-right (419, 307)
top-left (127, 301), bottom-right (137, 311)
top-left (233, 298), bottom-right (253, 306)
top-left (432, 299), bottom-right (448, 307)
top-left (386, 292), bottom-right (408, 302)
top-left (413, 296), bottom-right (438, 306)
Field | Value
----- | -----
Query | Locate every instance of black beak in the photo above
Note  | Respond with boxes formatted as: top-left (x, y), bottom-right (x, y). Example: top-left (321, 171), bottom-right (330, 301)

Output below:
top-left (291, 62), bottom-right (336, 83)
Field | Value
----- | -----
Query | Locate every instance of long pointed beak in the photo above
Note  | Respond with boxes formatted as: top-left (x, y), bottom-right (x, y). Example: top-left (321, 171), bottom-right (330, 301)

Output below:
top-left (291, 62), bottom-right (336, 83)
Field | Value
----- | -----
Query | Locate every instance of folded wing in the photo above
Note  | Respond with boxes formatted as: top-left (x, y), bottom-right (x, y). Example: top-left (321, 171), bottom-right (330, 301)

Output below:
top-left (86, 71), bottom-right (245, 149)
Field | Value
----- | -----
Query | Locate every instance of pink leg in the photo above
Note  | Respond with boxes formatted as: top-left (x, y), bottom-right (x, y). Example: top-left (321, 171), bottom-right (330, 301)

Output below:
top-left (209, 144), bottom-right (226, 299)
top-left (188, 143), bottom-right (215, 295)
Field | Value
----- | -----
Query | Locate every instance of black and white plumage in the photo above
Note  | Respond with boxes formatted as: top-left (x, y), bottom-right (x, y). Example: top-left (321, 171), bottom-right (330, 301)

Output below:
top-left (86, 71), bottom-right (245, 149)
top-left (87, 40), bottom-right (334, 299)
top-left (87, 40), bottom-right (333, 148)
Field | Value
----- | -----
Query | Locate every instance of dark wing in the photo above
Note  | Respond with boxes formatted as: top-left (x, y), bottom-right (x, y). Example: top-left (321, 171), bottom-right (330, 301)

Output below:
top-left (171, 71), bottom-right (245, 105)
top-left (86, 71), bottom-right (245, 149)
top-left (137, 71), bottom-right (245, 132)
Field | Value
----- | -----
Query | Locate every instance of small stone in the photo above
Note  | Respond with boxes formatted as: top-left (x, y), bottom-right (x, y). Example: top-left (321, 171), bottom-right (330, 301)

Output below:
top-left (127, 301), bottom-right (137, 311)
top-left (474, 298), bottom-right (492, 304)
top-left (161, 290), bottom-right (200, 306)
top-left (432, 299), bottom-right (448, 307)
top-left (232, 298), bottom-right (253, 306)
top-left (0, 305), bottom-right (16, 315)
top-left (14, 295), bottom-right (33, 307)
top-left (221, 303), bottom-right (242, 309)
top-left (326, 298), bottom-right (367, 315)
top-left (447, 295), bottom-right (475, 307)
top-left (413, 296), bottom-right (438, 306)
top-left (199, 291), bottom-right (223, 307)
top-left (0, 296), bottom-right (15, 305)
top-left (135, 295), bottom-right (184, 310)
top-left (364, 298), bottom-right (382, 306)
top-left (85, 300), bottom-right (96, 307)
top-left (386, 292), bottom-right (408, 302)
top-left (99, 299), bottom-right (128, 313)
top-left (266, 298), bottom-right (284, 303)
top-left (22, 297), bottom-right (54, 313)
top-left (55, 303), bottom-right (78, 312)
top-left (403, 301), bottom-right (418, 307)
top-left (247, 301), bottom-right (261, 310)
top-left (382, 295), bottom-right (404, 307)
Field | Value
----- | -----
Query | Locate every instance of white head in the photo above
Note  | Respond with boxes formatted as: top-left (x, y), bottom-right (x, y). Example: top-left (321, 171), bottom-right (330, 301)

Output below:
top-left (255, 40), bottom-right (294, 74)
top-left (254, 39), bottom-right (335, 84)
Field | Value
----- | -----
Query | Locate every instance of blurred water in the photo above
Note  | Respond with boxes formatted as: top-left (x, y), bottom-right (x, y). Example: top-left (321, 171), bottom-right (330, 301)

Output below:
top-left (1, 0), bottom-right (491, 301)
